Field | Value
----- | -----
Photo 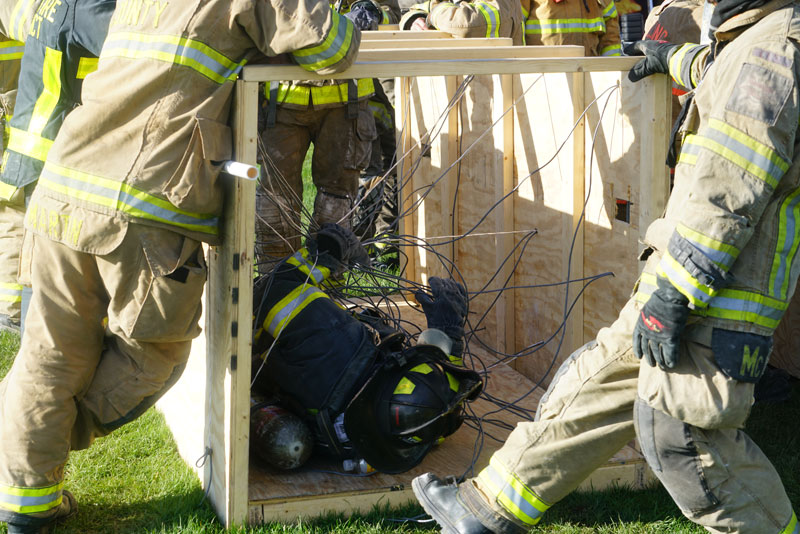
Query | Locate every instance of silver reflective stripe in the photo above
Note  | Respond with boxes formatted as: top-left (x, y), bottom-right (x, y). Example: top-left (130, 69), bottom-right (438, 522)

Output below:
top-left (659, 257), bottom-right (712, 305)
top-left (290, 252), bottom-right (325, 284)
top-left (0, 493), bottom-right (58, 507)
top-left (267, 286), bottom-right (324, 336)
top-left (526, 19), bottom-right (605, 33)
top-left (476, 3), bottom-right (500, 37)
top-left (483, 463), bottom-right (544, 523)
top-left (292, 13), bottom-right (350, 69)
top-left (0, 44), bottom-right (24, 59)
top-left (709, 293), bottom-right (785, 322)
top-left (770, 189), bottom-right (800, 299)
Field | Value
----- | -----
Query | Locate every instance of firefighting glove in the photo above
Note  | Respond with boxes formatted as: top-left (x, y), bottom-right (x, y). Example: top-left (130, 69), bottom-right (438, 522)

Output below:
top-left (633, 276), bottom-right (690, 369)
top-left (345, 1), bottom-right (382, 31)
top-left (624, 40), bottom-right (680, 82)
top-left (308, 223), bottom-right (370, 278)
top-left (415, 277), bottom-right (468, 358)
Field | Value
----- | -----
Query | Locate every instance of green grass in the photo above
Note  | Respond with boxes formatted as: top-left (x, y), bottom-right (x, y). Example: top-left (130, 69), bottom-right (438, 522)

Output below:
top-left (0, 331), bottom-right (798, 533)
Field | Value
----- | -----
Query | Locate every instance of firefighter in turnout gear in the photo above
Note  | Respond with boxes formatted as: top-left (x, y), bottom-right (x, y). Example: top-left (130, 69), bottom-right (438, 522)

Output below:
top-left (0, 0), bottom-right (116, 334)
top-left (251, 223), bottom-right (482, 473)
top-left (412, 0), bottom-right (800, 532)
top-left (0, 0), bottom-right (361, 531)
top-left (0, 0), bottom-right (42, 332)
top-left (255, 0), bottom-right (397, 272)
top-left (398, 0), bottom-right (524, 44)
top-left (521, 0), bottom-right (621, 56)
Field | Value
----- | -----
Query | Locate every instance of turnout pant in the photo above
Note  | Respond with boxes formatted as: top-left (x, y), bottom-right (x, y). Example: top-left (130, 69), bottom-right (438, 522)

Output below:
top-left (0, 193), bottom-right (25, 324)
top-left (0, 225), bottom-right (205, 521)
top-left (462, 296), bottom-right (798, 534)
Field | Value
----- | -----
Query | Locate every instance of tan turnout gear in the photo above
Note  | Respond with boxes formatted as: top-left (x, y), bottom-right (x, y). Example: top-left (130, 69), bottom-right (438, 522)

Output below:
top-left (0, 0), bottom-right (359, 526)
top-left (644, 0), bottom-right (705, 44)
top-left (436, 0), bottom-right (800, 532)
top-left (399, 0), bottom-right (524, 44)
top-left (520, 0), bottom-right (621, 56)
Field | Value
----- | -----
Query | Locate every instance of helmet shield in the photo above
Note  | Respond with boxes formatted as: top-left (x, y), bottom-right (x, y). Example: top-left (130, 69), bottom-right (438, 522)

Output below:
top-left (343, 345), bottom-right (482, 474)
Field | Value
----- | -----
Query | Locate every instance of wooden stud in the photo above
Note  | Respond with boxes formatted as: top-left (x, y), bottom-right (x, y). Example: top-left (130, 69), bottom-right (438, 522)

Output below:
top-left (359, 38), bottom-right (513, 50)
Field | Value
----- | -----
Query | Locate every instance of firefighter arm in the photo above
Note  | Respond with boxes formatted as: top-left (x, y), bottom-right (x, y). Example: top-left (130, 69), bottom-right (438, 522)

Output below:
top-left (74, 0), bottom-right (116, 56)
top-left (656, 48), bottom-right (799, 310)
top-left (666, 43), bottom-right (709, 91)
top-left (377, 0), bottom-right (402, 23)
top-left (597, 0), bottom-right (621, 57)
top-left (426, 0), bottom-right (505, 38)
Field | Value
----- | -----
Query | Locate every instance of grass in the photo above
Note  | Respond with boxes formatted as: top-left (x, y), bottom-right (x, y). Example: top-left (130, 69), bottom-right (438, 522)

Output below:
top-left (0, 329), bottom-right (798, 533)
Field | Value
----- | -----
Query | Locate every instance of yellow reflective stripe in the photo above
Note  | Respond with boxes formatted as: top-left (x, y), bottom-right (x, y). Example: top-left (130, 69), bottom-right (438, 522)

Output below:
top-left (381, 10), bottom-right (390, 24)
top-left (292, 11), bottom-right (354, 72)
top-left (102, 32), bottom-right (245, 84)
top-left (0, 281), bottom-right (23, 303)
top-left (7, 126), bottom-right (53, 162)
top-left (286, 249), bottom-right (330, 284)
top-left (394, 376), bottom-right (416, 394)
top-left (0, 40), bottom-right (24, 61)
top-left (445, 371), bottom-right (458, 392)
top-left (782, 512), bottom-right (799, 534)
top-left (264, 284), bottom-right (328, 337)
top-left (475, 2), bottom-right (501, 38)
top-left (0, 181), bottom-right (19, 201)
top-left (601, 0), bottom-right (617, 18)
top-left (76, 56), bottom-right (99, 79)
top-left (448, 354), bottom-right (463, 366)
top-left (668, 43), bottom-right (693, 88)
top-left (525, 17), bottom-right (605, 34)
top-left (39, 161), bottom-right (219, 236)
top-left (601, 43), bottom-right (622, 56)
top-left (9, 0), bottom-right (36, 41)
top-left (268, 78), bottom-right (374, 106)
top-left (30, 47), bottom-right (63, 136)
top-left (0, 481), bottom-right (63, 514)
top-left (521, 5), bottom-right (529, 17)
top-left (676, 223), bottom-right (740, 269)
top-left (410, 363), bottom-right (433, 374)
top-left (769, 186), bottom-right (800, 299)
top-left (477, 456), bottom-right (549, 526)
top-left (657, 253), bottom-right (714, 308)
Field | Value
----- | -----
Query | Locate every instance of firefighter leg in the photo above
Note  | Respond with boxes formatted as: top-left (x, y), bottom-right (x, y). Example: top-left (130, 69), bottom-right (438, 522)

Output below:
top-left (635, 326), bottom-right (798, 533)
top-left (415, 297), bottom-right (642, 533)
top-left (0, 192), bottom-right (26, 331)
top-left (256, 107), bottom-right (310, 273)
top-left (310, 101), bottom-right (375, 231)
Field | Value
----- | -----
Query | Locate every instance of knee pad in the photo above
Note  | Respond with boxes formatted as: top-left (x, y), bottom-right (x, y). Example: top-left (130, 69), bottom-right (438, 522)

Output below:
top-left (634, 399), bottom-right (720, 514)
top-left (313, 190), bottom-right (354, 229)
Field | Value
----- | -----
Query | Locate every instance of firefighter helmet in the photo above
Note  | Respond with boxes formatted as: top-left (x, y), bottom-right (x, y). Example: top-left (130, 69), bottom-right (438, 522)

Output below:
top-left (344, 345), bottom-right (482, 474)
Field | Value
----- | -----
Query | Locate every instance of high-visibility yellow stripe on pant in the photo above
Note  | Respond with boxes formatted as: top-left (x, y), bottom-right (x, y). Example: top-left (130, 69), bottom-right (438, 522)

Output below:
top-left (782, 512), bottom-right (800, 534)
top-left (286, 249), bottom-right (330, 285)
top-left (266, 78), bottom-right (375, 107)
top-left (0, 481), bottom-right (63, 514)
top-left (291, 11), bottom-right (355, 73)
top-left (0, 282), bottom-right (23, 303)
top-left (477, 456), bottom-right (550, 526)
top-left (101, 32), bottom-right (246, 84)
top-left (264, 284), bottom-right (329, 337)
top-left (38, 161), bottom-right (219, 236)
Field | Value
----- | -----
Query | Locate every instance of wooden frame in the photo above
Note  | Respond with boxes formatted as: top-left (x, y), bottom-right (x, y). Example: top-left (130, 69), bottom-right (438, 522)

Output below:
top-left (157, 40), bottom-right (670, 528)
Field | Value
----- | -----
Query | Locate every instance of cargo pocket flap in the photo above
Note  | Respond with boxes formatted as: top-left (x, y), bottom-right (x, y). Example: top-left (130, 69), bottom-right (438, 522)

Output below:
top-left (196, 117), bottom-right (232, 162)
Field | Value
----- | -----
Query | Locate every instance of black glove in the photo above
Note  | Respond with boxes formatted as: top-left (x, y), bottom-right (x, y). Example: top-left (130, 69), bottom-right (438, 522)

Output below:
top-left (307, 223), bottom-right (370, 277)
top-left (624, 40), bottom-right (679, 82)
top-left (345, 1), bottom-right (382, 30)
top-left (633, 276), bottom-right (690, 369)
top-left (415, 277), bottom-right (468, 357)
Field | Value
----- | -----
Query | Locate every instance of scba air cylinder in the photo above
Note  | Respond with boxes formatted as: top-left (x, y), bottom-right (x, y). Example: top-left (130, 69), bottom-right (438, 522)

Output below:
top-left (250, 400), bottom-right (313, 470)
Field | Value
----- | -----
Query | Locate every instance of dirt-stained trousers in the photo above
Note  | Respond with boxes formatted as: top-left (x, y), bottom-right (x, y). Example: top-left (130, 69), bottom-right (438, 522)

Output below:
top-left (460, 277), bottom-right (798, 534)
top-left (0, 224), bottom-right (206, 523)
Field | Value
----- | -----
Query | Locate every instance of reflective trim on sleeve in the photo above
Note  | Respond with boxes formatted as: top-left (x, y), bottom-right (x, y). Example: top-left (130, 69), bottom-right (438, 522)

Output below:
top-left (668, 43), bottom-right (705, 90)
top-left (680, 119), bottom-right (789, 188)
top-left (38, 161), bottom-right (219, 236)
top-left (601, 43), bottom-right (622, 56)
top-left (0, 481), bottom-right (63, 514)
top-left (475, 2), bottom-right (501, 38)
top-left (101, 32), bottom-right (246, 84)
top-left (0, 40), bottom-right (24, 61)
top-left (287, 249), bottom-right (330, 284)
top-left (477, 456), bottom-right (550, 526)
top-left (76, 56), bottom-right (99, 79)
top-left (601, 1), bottom-right (617, 18)
top-left (782, 512), bottom-right (799, 534)
top-left (291, 11), bottom-right (355, 73)
top-left (676, 223), bottom-right (739, 270)
top-left (525, 16), bottom-right (605, 35)
top-left (0, 282), bottom-right (23, 303)
top-left (770, 187), bottom-right (800, 300)
top-left (9, 0), bottom-right (37, 41)
top-left (657, 252), bottom-right (715, 308)
top-left (264, 284), bottom-right (329, 337)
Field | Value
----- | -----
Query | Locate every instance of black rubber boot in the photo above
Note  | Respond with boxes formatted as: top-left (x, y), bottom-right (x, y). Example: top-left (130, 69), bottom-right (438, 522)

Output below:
top-left (412, 473), bottom-right (491, 534)
top-left (6, 490), bottom-right (77, 534)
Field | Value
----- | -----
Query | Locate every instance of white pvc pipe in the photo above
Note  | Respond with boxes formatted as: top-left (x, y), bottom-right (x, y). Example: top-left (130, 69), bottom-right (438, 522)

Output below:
top-left (223, 160), bottom-right (259, 180)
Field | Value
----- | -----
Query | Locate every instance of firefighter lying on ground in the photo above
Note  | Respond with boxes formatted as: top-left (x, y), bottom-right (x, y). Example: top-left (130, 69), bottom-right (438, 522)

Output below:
top-left (250, 223), bottom-right (483, 473)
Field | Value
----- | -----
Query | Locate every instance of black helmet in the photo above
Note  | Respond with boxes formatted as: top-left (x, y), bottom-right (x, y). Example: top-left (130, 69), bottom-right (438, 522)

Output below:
top-left (343, 345), bottom-right (482, 474)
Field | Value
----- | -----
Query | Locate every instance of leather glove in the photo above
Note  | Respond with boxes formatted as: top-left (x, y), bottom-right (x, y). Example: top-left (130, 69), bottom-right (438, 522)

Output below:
top-left (307, 223), bottom-right (370, 277)
top-left (633, 276), bottom-right (690, 369)
top-left (624, 40), bottom-right (679, 82)
top-left (415, 277), bottom-right (468, 357)
top-left (345, 1), bottom-right (382, 31)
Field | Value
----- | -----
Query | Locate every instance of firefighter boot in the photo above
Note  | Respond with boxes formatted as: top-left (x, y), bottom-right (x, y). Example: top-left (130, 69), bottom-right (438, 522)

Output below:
top-left (412, 473), bottom-right (491, 534)
top-left (5, 490), bottom-right (77, 534)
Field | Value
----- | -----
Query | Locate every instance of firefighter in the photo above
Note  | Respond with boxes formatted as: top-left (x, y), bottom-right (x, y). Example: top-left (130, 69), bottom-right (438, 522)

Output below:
top-left (521, 0), bottom-right (622, 56)
top-left (255, 0), bottom-right (400, 273)
top-left (0, 1), bottom-right (42, 333)
top-left (411, 0), bottom-right (800, 531)
top-left (0, 0), bottom-right (116, 335)
top-left (398, 0), bottom-right (524, 44)
top-left (0, 0), bottom-right (362, 532)
top-left (251, 223), bottom-right (483, 473)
